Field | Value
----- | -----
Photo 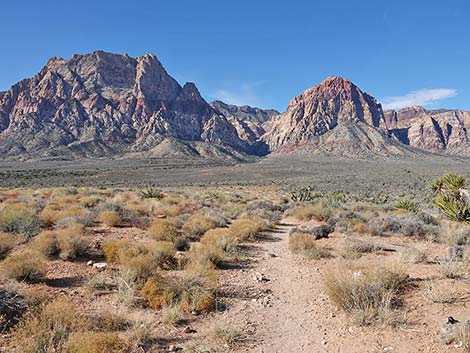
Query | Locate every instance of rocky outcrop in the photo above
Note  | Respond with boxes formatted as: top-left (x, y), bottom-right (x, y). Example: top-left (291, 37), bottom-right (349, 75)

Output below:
top-left (210, 100), bottom-right (279, 124)
top-left (262, 76), bottom-right (408, 157)
top-left (385, 107), bottom-right (470, 154)
top-left (0, 51), bottom-right (251, 160)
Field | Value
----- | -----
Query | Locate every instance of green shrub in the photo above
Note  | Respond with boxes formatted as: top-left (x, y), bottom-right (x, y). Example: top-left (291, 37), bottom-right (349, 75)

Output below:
top-left (394, 199), bottom-right (419, 213)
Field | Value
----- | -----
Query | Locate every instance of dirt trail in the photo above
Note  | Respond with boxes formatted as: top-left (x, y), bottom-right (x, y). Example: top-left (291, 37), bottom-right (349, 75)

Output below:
top-left (217, 218), bottom-right (340, 353)
top-left (216, 218), bottom-right (451, 353)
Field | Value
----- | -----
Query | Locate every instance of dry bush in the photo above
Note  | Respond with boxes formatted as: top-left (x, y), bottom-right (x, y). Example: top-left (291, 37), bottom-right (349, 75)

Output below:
top-left (229, 216), bottom-right (268, 241)
top-left (113, 268), bottom-right (140, 307)
top-left (438, 259), bottom-right (467, 279)
top-left (161, 305), bottom-right (181, 326)
top-left (423, 280), bottom-right (458, 304)
top-left (324, 263), bottom-right (408, 326)
top-left (56, 223), bottom-right (88, 260)
top-left (0, 232), bottom-right (17, 259)
top-left (339, 241), bottom-right (377, 259)
top-left (439, 221), bottom-right (470, 246)
top-left (39, 204), bottom-right (87, 227)
top-left (213, 326), bottom-right (247, 347)
top-left (289, 204), bottom-right (331, 222)
top-left (198, 228), bottom-right (238, 265)
top-left (2, 250), bottom-right (46, 282)
top-left (103, 239), bottom-right (176, 279)
top-left (97, 210), bottom-right (121, 227)
top-left (9, 298), bottom-right (87, 353)
top-left (0, 205), bottom-right (40, 237)
top-left (67, 332), bottom-right (130, 353)
top-left (288, 232), bottom-right (333, 259)
top-left (182, 213), bottom-right (216, 238)
top-left (148, 218), bottom-right (178, 242)
top-left (398, 247), bottom-right (428, 264)
top-left (33, 230), bottom-right (60, 258)
top-left (141, 274), bottom-right (215, 313)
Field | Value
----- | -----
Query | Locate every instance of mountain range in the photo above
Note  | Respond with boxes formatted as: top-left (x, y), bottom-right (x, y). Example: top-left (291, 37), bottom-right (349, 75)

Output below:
top-left (0, 51), bottom-right (469, 161)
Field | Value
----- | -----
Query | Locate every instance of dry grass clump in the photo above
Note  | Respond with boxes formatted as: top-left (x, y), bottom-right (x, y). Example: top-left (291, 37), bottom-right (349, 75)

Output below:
top-left (2, 250), bottom-right (46, 282)
top-left (39, 204), bottom-right (87, 227)
top-left (9, 298), bottom-right (87, 353)
top-left (324, 263), bottom-right (408, 326)
top-left (32, 223), bottom-right (87, 260)
top-left (161, 305), bottom-right (182, 326)
top-left (103, 239), bottom-right (176, 279)
top-left (437, 258), bottom-right (467, 279)
top-left (229, 216), bottom-right (268, 241)
top-left (97, 210), bottom-right (121, 227)
top-left (339, 241), bottom-right (377, 259)
top-left (182, 213), bottom-right (216, 238)
top-left (141, 273), bottom-right (215, 314)
top-left (398, 247), bottom-right (428, 264)
top-left (148, 218), bottom-right (178, 242)
top-left (422, 280), bottom-right (458, 304)
top-left (438, 221), bottom-right (470, 246)
top-left (0, 232), bottom-right (17, 259)
top-left (289, 204), bottom-right (331, 222)
top-left (213, 325), bottom-right (248, 347)
top-left (197, 228), bottom-right (238, 266)
top-left (288, 232), bottom-right (333, 259)
top-left (0, 205), bottom-right (40, 237)
top-left (67, 332), bottom-right (130, 353)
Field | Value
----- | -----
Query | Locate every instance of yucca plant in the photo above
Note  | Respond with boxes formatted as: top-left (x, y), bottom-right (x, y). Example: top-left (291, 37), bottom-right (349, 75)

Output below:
top-left (289, 185), bottom-right (320, 202)
top-left (394, 199), bottom-right (419, 213)
top-left (432, 174), bottom-right (470, 223)
top-left (140, 187), bottom-right (164, 199)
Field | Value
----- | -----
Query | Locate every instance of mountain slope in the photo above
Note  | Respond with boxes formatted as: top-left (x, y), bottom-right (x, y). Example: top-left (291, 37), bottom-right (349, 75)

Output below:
top-left (0, 51), bottom-right (250, 160)
top-left (385, 107), bottom-right (470, 154)
top-left (262, 76), bottom-right (411, 157)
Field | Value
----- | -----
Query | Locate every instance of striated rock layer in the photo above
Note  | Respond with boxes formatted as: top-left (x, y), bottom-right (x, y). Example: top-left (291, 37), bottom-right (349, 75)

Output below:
top-left (0, 51), bottom-right (251, 159)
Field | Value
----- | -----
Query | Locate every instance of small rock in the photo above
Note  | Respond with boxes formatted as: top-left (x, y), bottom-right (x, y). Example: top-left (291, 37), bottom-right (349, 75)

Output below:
top-left (87, 260), bottom-right (94, 266)
top-left (254, 272), bottom-right (270, 283)
top-left (93, 262), bottom-right (107, 271)
top-left (266, 252), bottom-right (277, 258)
top-left (383, 347), bottom-right (394, 352)
top-left (448, 245), bottom-right (465, 260)
top-left (70, 289), bottom-right (79, 296)
top-left (183, 326), bottom-right (196, 334)
top-left (440, 317), bottom-right (470, 344)
top-left (292, 224), bottom-right (334, 239)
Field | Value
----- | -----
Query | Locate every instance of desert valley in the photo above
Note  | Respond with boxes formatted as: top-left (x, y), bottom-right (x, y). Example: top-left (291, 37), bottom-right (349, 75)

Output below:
top-left (0, 48), bottom-right (470, 353)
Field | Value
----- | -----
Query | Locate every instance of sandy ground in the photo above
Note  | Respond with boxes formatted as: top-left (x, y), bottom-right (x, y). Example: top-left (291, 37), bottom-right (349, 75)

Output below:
top-left (207, 218), bottom-right (469, 353)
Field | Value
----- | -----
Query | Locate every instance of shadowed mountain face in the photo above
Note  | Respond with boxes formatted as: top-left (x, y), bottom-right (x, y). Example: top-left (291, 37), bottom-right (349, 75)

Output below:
top-left (385, 107), bottom-right (470, 154)
top-left (0, 51), bottom-right (252, 160)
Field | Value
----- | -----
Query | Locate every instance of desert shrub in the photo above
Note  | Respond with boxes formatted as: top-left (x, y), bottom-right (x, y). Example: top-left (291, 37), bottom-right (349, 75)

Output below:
top-left (148, 218), bottom-right (178, 242)
top-left (0, 232), bottom-right (17, 259)
top-left (339, 241), bottom-right (377, 259)
top-left (67, 332), bottom-right (130, 353)
top-left (398, 247), bottom-right (428, 264)
top-left (289, 184), bottom-right (318, 202)
top-left (113, 268), bottom-right (140, 307)
top-left (229, 216), bottom-right (268, 241)
top-left (423, 280), bottom-right (457, 304)
top-left (394, 199), bottom-right (419, 213)
top-left (161, 304), bottom-right (181, 326)
top-left (182, 213), bottom-right (216, 238)
top-left (438, 221), bottom-right (470, 245)
top-left (213, 326), bottom-right (247, 347)
top-left (40, 205), bottom-right (87, 227)
top-left (2, 251), bottom-right (46, 282)
top-left (97, 210), bottom-right (121, 227)
top-left (103, 239), bottom-right (176, 279)
top-left (0, 206), bottom-right (40, 237)
top-left (204, 208), bottom-right (229, 227)
top-left (141, 274), bottom-right (215, 313)
top-left (9, 298), bottom-right (85, 353)
top-left (324, 264), bottom-right (408, 326)
top-left (56, 226), bottom-right (88, 260)
top-left (189, 228), bottom-right (238, 266)
top-left (289, 204), bottom-right (332, 222)
top-left (367, 216), bottom-right (402, 236)
top-left (33, 231), bottom-right (60, 258)
top-left (288, 232), bottom-right (333, 259)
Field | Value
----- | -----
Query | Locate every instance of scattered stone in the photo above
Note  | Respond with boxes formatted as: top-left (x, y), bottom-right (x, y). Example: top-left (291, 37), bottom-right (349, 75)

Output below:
top-left (440, 317), bottom-right (470, 344)
top-left (183, 326), bottom-right (196, 333)
top-left (266, 252), bottom-right (277, 258)
top-left (254, 272), bottom-right (270, 283)
top-left (70, 289), bottom-right (79, 296)
top-left (93, 262), bottom-right (108, 271)
top-left (87, 260), bottom-right (94, 266)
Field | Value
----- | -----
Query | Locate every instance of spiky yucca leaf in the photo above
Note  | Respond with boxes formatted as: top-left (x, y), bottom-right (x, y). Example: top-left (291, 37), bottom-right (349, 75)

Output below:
top-left (140, 187), bottom-right (164, 199)
top-left (433, 195), bottom-right (470, 223)
top-left (394, 199), bottom-right (419, 213)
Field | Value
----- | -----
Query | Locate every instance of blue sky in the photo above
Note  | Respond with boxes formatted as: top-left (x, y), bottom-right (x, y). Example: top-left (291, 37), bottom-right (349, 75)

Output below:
top-left (0, 0), bottom-right (468, 111)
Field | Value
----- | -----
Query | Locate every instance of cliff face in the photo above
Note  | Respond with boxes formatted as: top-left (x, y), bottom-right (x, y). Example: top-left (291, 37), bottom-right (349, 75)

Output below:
top-left (385, 107), bottom-right (470, 154)
top-left (263, 76), bottom-right (398, 156)
top-left (0, 51), bottom-right (249, 159)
